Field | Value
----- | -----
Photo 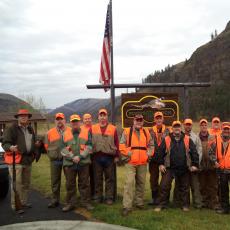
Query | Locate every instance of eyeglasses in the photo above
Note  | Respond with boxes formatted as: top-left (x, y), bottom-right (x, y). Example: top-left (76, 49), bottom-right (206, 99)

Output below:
top-left (135, 118), bottom-right (143, 122)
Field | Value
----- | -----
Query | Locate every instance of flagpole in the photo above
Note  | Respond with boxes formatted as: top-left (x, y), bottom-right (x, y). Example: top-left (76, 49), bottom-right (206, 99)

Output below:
top-left (110, 0), bottom-right (115, 124)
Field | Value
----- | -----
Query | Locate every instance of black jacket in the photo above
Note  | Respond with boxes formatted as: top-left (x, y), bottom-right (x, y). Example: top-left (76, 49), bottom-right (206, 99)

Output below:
top-left (157, 133), bottom-right (199, 175)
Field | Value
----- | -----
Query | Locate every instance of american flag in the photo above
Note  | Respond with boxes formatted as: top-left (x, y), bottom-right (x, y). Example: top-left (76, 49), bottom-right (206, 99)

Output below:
top-left (99, 3), bottom-right (111, 92)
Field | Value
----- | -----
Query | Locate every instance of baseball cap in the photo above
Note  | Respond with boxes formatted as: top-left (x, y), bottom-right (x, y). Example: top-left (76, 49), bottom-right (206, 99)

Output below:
top-left (212, 117), bottom-right (220, 123)
top-left (154, 111), bottom-right (163, 118)
top-left (98, 108), bottom-right (108, 115)
top-left (172, 120), bottom-right (182, 127)
top-left (199, 119), bottom-right (208, 125)
top-left (184, 118), bottom-right (193, 125)
top-left (55, 113), bottom-right (65, 119)
top-left (70, 114), bottom-right (81, 122)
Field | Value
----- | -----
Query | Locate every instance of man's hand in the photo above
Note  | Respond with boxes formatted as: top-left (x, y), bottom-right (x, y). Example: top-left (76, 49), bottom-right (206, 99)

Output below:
top-left (190, 166), bottom-right (198, 172)
top-left (73, 156), bottom-right (80, 163)
top-left (214, 162), bottom-right (220, 169)
top-left (114, 157), bottom-right (119, 163)
top-left (159, 165), bottom-right (166, 174)
top-left (10, 145), bottom-right (18, 152)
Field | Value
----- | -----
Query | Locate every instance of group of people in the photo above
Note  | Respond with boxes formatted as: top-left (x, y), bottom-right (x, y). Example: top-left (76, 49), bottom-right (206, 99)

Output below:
top-left (2, 109), bottom-right (230, 217)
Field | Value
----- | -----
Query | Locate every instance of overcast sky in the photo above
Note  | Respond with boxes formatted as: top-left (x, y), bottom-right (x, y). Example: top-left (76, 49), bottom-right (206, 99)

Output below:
top-left (0, 0), bottom-right (229, 109)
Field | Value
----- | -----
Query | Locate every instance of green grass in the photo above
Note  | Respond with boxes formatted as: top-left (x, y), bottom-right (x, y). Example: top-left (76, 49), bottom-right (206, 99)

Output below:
top-left (32, 155), bottom-right (230, 230)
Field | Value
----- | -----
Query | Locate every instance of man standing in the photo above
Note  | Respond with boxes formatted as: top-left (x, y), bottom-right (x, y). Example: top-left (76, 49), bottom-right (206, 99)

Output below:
top-left (2, 109), bottom-right (40, 213)
top-left (62, 114), bottom-right (94, 212)
top-left (45, 113), bottom-right (73, 208)
top-left (149, 111), bottom-right (170, 205)
top-left (90, 109), bottom-right (119, 205)
top-left (209, 122), bottom-right (230, 214)
top-left (81, 113), bottom-right (95, 198)
top-left (120, 114), bottom-right (154, 216)
top-left (209, 117), bottom-right (222, 136)
top-left (183, 118), bottom-right (203, 209)
top-left (199, 119), bottom-right (219, 210)
top-left (155, 121), bottom-right (199, 212)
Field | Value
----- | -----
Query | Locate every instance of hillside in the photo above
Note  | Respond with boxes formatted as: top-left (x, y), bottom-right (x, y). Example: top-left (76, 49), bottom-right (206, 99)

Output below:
top-left (50, 97), bottom-right (121, 121)
top-left (142, 21), bottom-right (230, 120)
top-left (0, 93), bottom-right (34, 112)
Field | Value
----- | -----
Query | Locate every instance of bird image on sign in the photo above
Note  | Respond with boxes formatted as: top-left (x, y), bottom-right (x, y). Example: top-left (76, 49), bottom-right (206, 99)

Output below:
top-left (130, 98), bottom-right (165, 109)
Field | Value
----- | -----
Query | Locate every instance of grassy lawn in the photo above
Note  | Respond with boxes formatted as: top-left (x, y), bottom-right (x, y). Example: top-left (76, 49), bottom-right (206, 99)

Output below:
top-left (31, 155), bottom-right (230, 230)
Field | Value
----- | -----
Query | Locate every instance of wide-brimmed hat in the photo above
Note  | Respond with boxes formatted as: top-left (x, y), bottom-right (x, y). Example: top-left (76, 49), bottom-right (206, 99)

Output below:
top-left (14, 109), bottom-right (32, 119)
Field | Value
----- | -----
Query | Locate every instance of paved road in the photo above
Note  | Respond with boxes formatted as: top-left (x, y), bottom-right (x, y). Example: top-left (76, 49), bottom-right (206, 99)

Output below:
top-left (0, 189), bottom-right (85, 227)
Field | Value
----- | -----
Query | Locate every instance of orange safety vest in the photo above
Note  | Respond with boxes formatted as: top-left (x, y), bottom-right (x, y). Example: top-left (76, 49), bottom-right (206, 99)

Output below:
top-left (79, 126), bottom-right (90, 154)
top-left (216, 135), bottom-right (230, 169)
top-left (165, 135), bottom-right (190, 154)
top-left (4, 151), bottom-right (22, 165)
top-left (152, 124), bottom-right (167, 146)
top-left (121, 127), bottom-right (151, 165)
top-left (209, 128), bottom-right (221, 136)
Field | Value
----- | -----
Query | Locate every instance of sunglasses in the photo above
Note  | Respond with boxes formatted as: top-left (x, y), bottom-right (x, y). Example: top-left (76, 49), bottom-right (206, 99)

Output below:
top-left (135, 118), bottom-right (143, 122)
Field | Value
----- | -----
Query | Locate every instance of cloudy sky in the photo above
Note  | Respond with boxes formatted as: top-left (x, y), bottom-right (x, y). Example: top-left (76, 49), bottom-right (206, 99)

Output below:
top-left (0, 0), bottom-right (229, 109)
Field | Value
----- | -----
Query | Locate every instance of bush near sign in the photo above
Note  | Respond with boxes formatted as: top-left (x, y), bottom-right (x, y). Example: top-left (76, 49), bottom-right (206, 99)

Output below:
top-left (121, 93), bottom-right (179, 128)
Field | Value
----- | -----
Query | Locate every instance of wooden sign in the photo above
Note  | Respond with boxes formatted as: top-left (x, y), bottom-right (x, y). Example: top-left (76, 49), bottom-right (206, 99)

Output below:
top-left (121, 93), bottom-right (179, 128)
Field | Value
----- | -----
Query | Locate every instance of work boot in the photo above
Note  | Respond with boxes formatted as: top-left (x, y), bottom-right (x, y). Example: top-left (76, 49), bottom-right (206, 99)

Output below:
top-left (105, 199), bottom-right (113, 205)
top-left (82, 203), bottom-right (94, 211)
top-left (122, 208), bottom-right (131, 217)
top-left (62, 204), bottom-right (75, 212)
top-left (216, 209), bottom-right (229, 214)
top-left (22, 203), bottom-right (32, 209)
top-left (154, 207), bottom-right (162, 212)
top-left (182, 207), bottom-right (190, 212)
top-left (136, 205), bottom-right (146, 210)
top-left (48, 201), bottom-right (59, 208)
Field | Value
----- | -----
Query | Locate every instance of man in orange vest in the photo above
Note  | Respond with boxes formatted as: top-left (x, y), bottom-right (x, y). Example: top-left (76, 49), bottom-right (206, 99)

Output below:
top-left (61, 114), bottom-right (94, 212)
top-left (45, 113), bottom-right (73, 208)
top-left (90, 109), bottom-right (119, 205)
top-left (209, 122), bottom-right (230, 214)
top-left (81, 113), bottom-right (95, 198)
top-left (2, 109), bottom-right (41, 214)
top-left (199, 119), bottom-right (219, 210)
top-left (149, 111), bottom-right (170, 205)
top-left (120, 114), bottom-right (154, 216)
top-left (154, 121), bottom-right (199, 212)
top-left (209, 117), bottom-right (222, 136)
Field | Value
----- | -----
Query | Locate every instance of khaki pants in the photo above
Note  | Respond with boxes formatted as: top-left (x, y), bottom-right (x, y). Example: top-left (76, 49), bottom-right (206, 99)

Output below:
top-left (123, 164), bottom-right (147, 209)
top-left (8, 164), bottom-right (32, 209)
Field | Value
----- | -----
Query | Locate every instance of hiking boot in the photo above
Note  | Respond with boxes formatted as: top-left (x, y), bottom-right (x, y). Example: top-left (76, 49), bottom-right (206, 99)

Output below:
top-left (82, 203), bottom-right (94, 211)
top-left (154, 207), bottom-right (162, 212)
top-left (22, 203), bottom-right (32, 209)
top-left (48, 201), bottom-right (59, 208)
top-left (62, 204), bottom-right (75, 212)
top-left (122, 208), bottom-right (131, 217)
top-left (182, 207), bottom-right (190, 212)
top-left (136, 205), bottom-right (146, 210)
top-left (105, 199), bottom-right (113, 205)
top-left (216, 209), bottom-right (229, 214)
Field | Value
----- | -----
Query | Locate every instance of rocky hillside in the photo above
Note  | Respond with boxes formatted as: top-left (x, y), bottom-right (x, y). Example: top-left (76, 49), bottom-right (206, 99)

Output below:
top-left (142, 21), bottom-right (230, 120)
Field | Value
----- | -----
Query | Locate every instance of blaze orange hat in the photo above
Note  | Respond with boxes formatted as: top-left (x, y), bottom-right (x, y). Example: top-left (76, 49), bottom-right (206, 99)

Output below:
top-left (55, 113), bottom-right (65, 119)
top-left (154, 111), bottom-right (163, 118)
top-left (212, 117), bottom-right (220, 123)
top-left (222, 122), bottom-right (230, 129)
top-left (83, 113), bottom-right (92, 119)
top-left (14, 109), bottom-right (32, 118)
top-left (172, 120), bottom-right (182, 127)
top-left (98, 108), bottom-right (107, 115)
top-left (199, 119), bottom-right (208, 125)
top-left (184, 118), bottom-right (193, 125)
top-left (70, 114), bottom-right (81, 122)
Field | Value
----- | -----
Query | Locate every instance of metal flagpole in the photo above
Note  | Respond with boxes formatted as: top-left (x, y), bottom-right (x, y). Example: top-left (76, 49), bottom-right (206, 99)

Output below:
top-left (110, 0), bottom-right (115, 124)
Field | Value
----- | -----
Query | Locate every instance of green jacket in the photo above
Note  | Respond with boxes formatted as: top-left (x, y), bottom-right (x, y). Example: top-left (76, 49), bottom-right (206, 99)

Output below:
top-left (62, 128), bottom-right (92, 167)
top-left (2, 123), bottom-right (36, 165)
